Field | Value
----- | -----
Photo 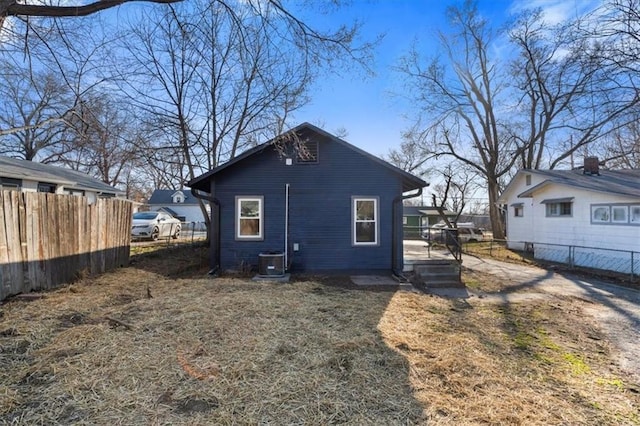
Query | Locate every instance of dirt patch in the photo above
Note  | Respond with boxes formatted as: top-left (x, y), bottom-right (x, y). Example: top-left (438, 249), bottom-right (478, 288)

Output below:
top-left (57, 312), bottom-right (90, 328)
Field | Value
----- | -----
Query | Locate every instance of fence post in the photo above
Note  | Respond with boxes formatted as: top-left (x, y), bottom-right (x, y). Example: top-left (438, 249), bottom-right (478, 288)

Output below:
top-left (569, 246), bottom-right (574, 269)
top-left (632, 252), bottom-right (635, 281)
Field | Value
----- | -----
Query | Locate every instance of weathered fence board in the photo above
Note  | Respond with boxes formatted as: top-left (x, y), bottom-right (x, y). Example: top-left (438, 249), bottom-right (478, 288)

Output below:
top-left (0, 191), bottom-right (133, 301)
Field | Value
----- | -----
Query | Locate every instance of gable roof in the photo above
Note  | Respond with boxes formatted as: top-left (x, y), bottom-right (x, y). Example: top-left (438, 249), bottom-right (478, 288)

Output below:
top-left (500, 168), bottom-right (640, 202)
top-left (188, 122), bottom-right (428, 193)
top-left (148, 189), bottom-right (199, 205)
top-left (0, 156), bottom-right (124, 195)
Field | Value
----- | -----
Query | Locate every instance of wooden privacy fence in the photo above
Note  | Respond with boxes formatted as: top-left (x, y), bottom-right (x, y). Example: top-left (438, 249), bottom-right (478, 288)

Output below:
top-left (0, 191), bottom-right (133, 301)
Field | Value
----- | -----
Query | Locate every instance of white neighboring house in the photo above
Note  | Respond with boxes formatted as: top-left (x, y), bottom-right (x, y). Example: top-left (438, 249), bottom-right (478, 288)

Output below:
top-left (498, 158), bottom-right (640, 274)
top-left (147, 189), bottom-right (209, 224)
top-left (0, 156), bottom-right (124, 202)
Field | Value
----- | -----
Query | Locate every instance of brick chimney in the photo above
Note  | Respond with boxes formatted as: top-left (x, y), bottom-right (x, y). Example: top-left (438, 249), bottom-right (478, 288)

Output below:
top-left (583, 157), bottom-right (600, 175)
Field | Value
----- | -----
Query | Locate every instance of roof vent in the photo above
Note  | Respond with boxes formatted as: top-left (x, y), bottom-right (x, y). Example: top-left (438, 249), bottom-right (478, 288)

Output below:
top-left (583, 157), bottom-right (600, 176)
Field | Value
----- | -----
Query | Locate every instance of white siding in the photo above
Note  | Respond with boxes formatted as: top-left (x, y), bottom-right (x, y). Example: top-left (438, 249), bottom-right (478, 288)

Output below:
top-left (21, 179), bottom-right (39, 192)
top-left (503, 172), bottom-right (545, 250)
top-left (531, 186), bottom-right (639, 253)
top-left (152, 205), bottom-right (208, 223)
top-left (502, 171), bottom-right (640, 274)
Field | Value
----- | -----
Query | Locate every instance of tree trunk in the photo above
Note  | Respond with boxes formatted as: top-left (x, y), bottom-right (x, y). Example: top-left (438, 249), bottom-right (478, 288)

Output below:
top-left (487, 176), bottom-right (505, 240)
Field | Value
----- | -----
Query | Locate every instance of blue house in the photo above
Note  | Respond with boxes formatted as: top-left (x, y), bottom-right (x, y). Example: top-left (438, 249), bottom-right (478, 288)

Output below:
top-left (188, 123), bottom-right (427, 275)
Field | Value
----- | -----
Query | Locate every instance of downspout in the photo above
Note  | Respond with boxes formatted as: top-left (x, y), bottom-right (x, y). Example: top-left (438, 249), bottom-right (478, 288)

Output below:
top-left (284, 184), bottom-right (289, 271)
top-left (392, 187), bottom-right (425, 277)
top-left (191, 188), bottom-right (221, 275)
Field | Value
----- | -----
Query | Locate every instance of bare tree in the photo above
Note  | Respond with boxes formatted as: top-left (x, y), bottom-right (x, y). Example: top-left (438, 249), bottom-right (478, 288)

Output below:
top-left (385, 125), bottom-right (432, 179)
top-left (114, 0), bottom-right (370, 225)
top-left (49, 92), bottom-right (144, 187)
top-left (396, 2), bottom-right (514, 238)
top-left (0, 60), bottom-right (72, 160)
top-left (396, 1), bottom-right (640, 239)
top-left (430, 164), bottom-right (479, 223)
top-left (580, 0), bottom-right (640, 75)
top-left (597, 118), bottom-right (640, 168)
top-left (0, 0), bottom-right (180, 32)
top-left (509, 8), bottom-right (639, 170)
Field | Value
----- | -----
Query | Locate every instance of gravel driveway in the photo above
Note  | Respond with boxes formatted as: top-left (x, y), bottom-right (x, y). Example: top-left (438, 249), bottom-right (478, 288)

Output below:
top-left (462, 255), bottom-right (640, 386)
top-left (403, 240), bottom-right (640, 385)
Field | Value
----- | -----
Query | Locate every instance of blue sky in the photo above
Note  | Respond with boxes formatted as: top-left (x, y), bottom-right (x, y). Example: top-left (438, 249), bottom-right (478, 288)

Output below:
top-left (292, 0), bottom-right (597, 158)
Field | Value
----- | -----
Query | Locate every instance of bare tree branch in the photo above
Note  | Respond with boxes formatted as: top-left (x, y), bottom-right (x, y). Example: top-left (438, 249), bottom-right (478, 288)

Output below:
top-left (1, 0), bottom-right (181, 19)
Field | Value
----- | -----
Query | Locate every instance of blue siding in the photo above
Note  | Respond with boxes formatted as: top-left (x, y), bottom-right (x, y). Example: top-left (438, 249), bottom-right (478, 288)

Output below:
top-left (210, 133), bottom-right (407, 272)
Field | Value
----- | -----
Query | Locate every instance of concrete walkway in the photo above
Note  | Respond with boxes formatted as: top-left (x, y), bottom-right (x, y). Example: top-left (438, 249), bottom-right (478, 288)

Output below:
top-left (402, 240), bottom-right (640, 385)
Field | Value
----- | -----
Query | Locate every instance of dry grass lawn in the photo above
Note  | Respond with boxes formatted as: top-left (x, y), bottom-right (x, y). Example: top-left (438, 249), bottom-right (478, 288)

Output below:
top-left (1, 244), bottom-right (638, 425)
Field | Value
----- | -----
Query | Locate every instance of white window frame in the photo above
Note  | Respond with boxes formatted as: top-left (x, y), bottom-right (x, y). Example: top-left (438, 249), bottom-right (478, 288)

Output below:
top-left (511, 203), bottom-right (524, 218)
top-left (611, 206), bottom-right (628, 223)
top-left (236, 196), bottom-right (264, 240)
top-left (352, 196), bottom-right (379, 246)
top-left (590, 203), bottom-right (639, 225)
top-left (545, 202), bottom-right (572, 217)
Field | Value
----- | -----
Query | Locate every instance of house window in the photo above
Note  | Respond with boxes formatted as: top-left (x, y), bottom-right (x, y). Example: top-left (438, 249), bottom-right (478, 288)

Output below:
top-left (236, 196), bottom-right (263, 240)
top-left (38, 183), bottom-right (56, 193)
top-left (172, 192), bottom-right (185, 203)
top-left (512, 203), bottom-right (524, 217)
top-left (353, 197), bottom-right (378, 245)
top-left (612, 206), bottom-right (628, 223)
top-left (591, 206), bottom-right (610, 223)
top-left (542, 198), bottom-right (573, 217)
top-left (631, 206), bottom-right (640, 224)
top-left (591, 204), bottom-right (638, 225)
top-left (0, 177), bottom-right (21, 191)
top-left (65, 189), bottom-right (85, 196)
top-left (525, 174), bottom-right (531, 186)
top-left (296, 139), bottom-right (319, 163)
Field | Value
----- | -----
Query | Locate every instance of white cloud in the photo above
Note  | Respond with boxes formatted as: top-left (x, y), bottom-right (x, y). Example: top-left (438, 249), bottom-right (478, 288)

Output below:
top-left (509, 0), bottom-right (602, 25)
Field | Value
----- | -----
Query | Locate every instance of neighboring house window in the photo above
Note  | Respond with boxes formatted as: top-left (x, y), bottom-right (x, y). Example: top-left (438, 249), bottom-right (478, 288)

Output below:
top-left (172, 192), bottom-right (185, 203)
top-left (612, 206), bottom-right (628, 223)
top-left (631, 206), bottom-right (640, 224)
top-left (543, 198), bottom-right (573, 217)
top-left (591, 204), bottom-right (639, 225)
top-left (512, 203), bottom-right (524, 217)
top-left (592, 205), bottom-right (610, 222)
top-left (525, 174), bottom-right (531, 186)
top-left (353, 197), bottom-right (378, 245)
top-left (0, 177), bottom-right (21, 191)
top-left (236, 196), bottom-right (263, 240)
top-left (296, 139), bottom-right (319, 163)
top-left (65, 189), bottom-right (85, 196)
top-left (37, 183), bottom-right (56, 193)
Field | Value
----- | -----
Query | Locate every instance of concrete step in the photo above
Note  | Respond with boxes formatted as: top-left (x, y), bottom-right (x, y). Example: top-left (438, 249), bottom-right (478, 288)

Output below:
top-left (415, 264), bottom-right (460, 275)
